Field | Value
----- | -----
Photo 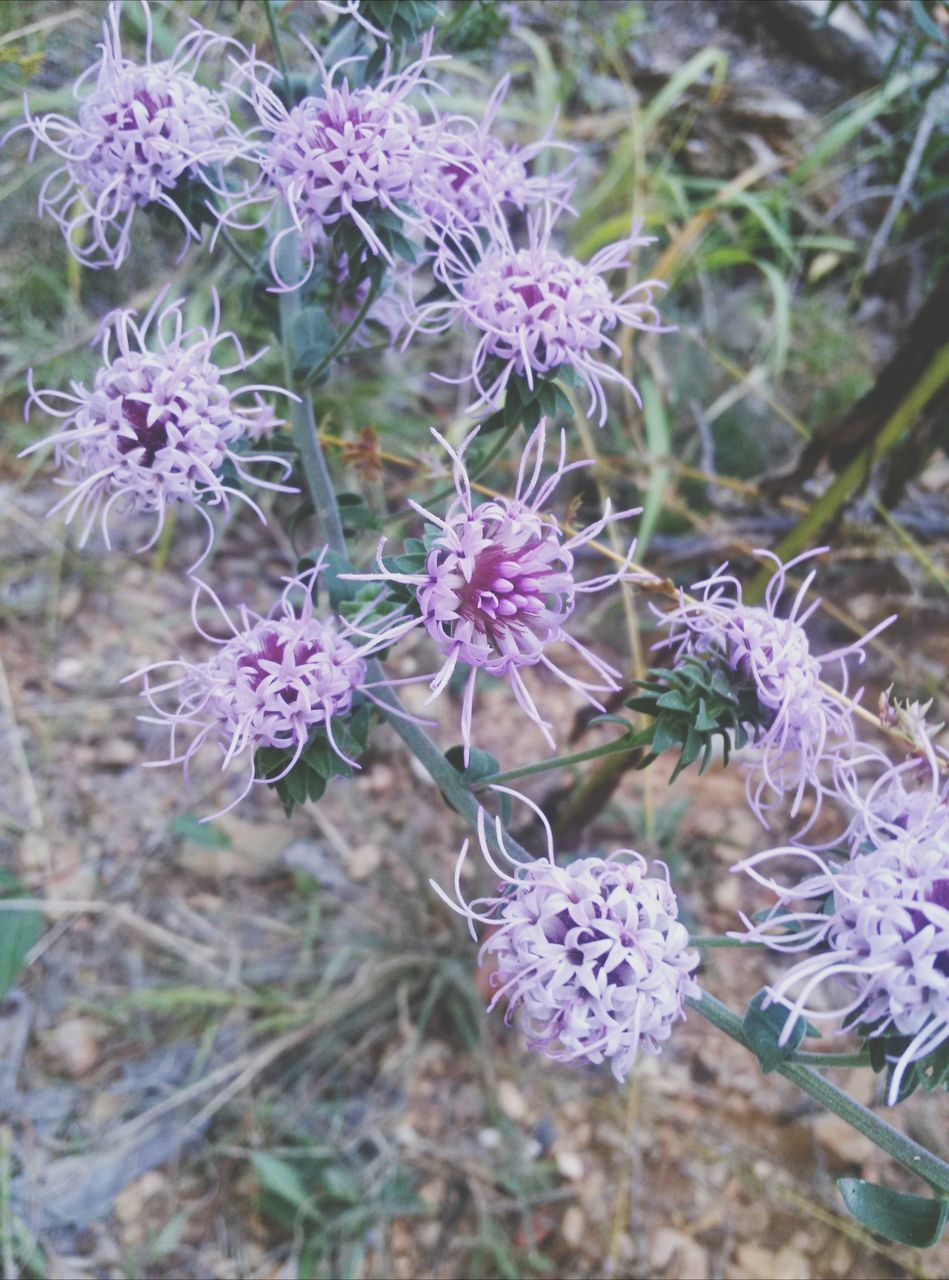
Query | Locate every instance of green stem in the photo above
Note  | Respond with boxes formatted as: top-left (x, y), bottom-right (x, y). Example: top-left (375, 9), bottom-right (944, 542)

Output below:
top-left (263, 0), bottom-right (291, 85)
top-left (302, 279), bottom-right (384, 388)
top-left (689, 990), bottom-right (949, 1195)
top-left (478, 729), bottom-right (651, 789)
top-left (689, 935), bottom-right (767, 949)
top-left (268, 202), bottom-right (949, 1204)
top-left (790, 1050), bottom-right (872, 1069)
top-left (279, 290), bottom-right (347, 555)
top-left (219, 226), bottom-right (257, 276)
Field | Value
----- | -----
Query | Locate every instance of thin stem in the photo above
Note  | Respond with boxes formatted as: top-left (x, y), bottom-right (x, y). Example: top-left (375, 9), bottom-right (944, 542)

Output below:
top-left (302, 279), bottom-right (384, 388)
top-left (263, 0), bottom-right (291, 86)
top-left (219, 226), bottom-right (257, 276)
top-left (790, 1050), bottom-right (872, 1069)
top-left (689, 935), bottom-right (767, 949)
top-left (363, 662), bottom-right (530, 863)
top-left (477, 729), bottom-right (651, 789)
top-left (279, 289), bottom-right (347, 555)
top-left (689, 989), bottom-right (949, 1195)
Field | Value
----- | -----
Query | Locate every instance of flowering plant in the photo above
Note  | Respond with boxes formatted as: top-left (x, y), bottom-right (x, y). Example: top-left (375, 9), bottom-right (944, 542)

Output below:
top-left (9, 0), bottom-right (948, 1259)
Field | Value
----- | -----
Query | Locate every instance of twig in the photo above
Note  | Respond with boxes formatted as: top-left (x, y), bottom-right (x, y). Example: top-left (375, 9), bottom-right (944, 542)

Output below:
top-left (865, 90), bottom-right (941, 276)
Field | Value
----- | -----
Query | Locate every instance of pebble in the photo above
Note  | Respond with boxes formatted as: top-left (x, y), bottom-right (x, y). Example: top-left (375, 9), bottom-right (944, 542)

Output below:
top-left (41, 1017), bottom-right (101, 1078)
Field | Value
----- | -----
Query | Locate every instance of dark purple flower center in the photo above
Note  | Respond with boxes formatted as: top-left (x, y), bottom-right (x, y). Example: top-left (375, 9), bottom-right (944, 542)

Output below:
top-left (452, 540), bottom-right (553, 639)
top-left (908, 878), bottom-right (949, 977)
top-left (236, 628), bottom-right (329, 704)
top-left (544, 902), bottom-right (637, 987)
top-left (116, 396), bottom-right (182, 467)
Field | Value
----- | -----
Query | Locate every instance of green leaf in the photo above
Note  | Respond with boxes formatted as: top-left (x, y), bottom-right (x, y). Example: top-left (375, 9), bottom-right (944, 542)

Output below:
top-left (252, 1153), bottom-right (309, 1210)
top-left (317, 547), bottom-right (362, 611)
top-left (837, 1180), bottom-right (949, 1247)
top-left (0, 870), bottom-right (42, 998)
top-left (289, 305), bottom-right (336, 382)
top-left (336, 492), bottom-right (379, 532)
top-left (444, 744), bottom-right (500, 786)
top-left (169, 813), bottom-right (231, 848)
top-left (742, 988), bottom-right (817, 1073)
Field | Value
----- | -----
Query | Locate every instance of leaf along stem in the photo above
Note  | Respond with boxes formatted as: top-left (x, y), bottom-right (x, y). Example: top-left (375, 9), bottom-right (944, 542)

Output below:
top-left (688, 989), bottom-right (949, 1195)
top-left (476, 728), bottom-right (652, 788)
top-left (302, 278), bottom-right (384, 388)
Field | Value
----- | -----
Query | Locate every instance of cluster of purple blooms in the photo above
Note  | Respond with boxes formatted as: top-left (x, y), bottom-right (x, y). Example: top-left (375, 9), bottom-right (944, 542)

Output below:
top-left (16, 1), bottom-right (947, 1093)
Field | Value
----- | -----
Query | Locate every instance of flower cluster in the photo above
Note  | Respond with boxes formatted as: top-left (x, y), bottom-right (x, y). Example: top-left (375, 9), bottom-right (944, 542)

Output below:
top-left (415, 75), bottom-right (571, 235)
top-left (22, 291), bottom-right (296, 570)
top-left (347, 420), bottom-right (640, 756)
top-left (736, 748), bottom-right (948, 1104)
top-left (21, 0), bottom-right (947, 1116)
top-left (21, 2), bottom-right (247, 268)
top-left (408, 207), bottom-right (669, 423)
top-left (222, 35), bottom-right (442, 289)
top-left (129, 558), bottom-right (410, 817)
top-left (433, 794), bottom-right (699, 1078)
top-left (656, 549), bottom-right (896, 833)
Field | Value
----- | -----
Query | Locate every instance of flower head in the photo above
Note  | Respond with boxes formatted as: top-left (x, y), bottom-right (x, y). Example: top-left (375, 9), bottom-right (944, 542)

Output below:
top-left (736, 787), bottom-right (949, 1104)
top-left (20, 1), bottom-right (247, 268)
top-left (223, 35), bottom-right (441, 290)
top-left (407, 206), bottom-right (669, 424)
top-left (129, 557), bottom-right (412, 817)
top-left (347, 421), bottom-right (640, 756)
top-left (656, 549), bottom-right (896, 832)
top-left (433, 792), bottom-right (699, 1079)
top-left (22, 290), bottom-right (296, 570)
top-left (416, 75), bottom-right (572, 234)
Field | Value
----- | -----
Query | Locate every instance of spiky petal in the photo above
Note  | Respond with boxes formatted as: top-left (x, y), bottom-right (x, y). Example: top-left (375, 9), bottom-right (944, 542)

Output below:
top-left (432, 790), bottom-right (699, 1079)
top-left (19, 1), bottom-right (248, 268)
top-left (21, 289), bottom-right (296, 570)
top-left (345, 420), bottom-right (641, 757)
top-left (406, 205), bottom-right (670, 424)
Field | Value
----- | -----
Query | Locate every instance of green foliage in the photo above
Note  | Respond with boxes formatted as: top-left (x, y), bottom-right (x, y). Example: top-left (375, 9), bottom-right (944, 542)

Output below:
top-left (742, 988), bottom-right (818, 1074)
top-left (255, 703), bottom-right (375, 815)
top-left (360, 0), bottom-right (441, 44)
top-left (289, 304), bottom-right (338, 383)
top-left (479, 365), bottom-right (574, 433)
top-left (440, 0), bottom-right (509, 52)
top-left (168, 813), bottom-right (232, 848)
top-left (445, 744), bottom-right (500, 786)
top-left (625, 653), bottom-right (771, 782)
top-left (854, 1018), bottom-right (949, 1104)
top-left (837, 1178), bottom-right (948, 1248)
top-left (0, 869), bottom-right (41, 998)
top-left (252, 1144), bottom-right (422, 1278)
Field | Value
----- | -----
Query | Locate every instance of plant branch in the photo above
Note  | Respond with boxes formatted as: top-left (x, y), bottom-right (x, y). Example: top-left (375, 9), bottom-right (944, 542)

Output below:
top-left (279, 289), bottom-right (347, 555)
top-left (689, 989), bottom-right (949, 1195)
top-left (302, 278), bottom-right (384, 388)
top-left (263, 0), bottom-right (291, 85)
top-left (477, 729), bottom-right (651, 789)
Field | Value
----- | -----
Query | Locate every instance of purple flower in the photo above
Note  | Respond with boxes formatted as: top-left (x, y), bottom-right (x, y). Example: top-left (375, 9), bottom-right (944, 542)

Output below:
top-left (433, 791), bottom-right (699, 1079)
top-left (836, 739), bottom-right (949, 853)
top-left (347, 421), bottom-right (640, 757)
top-left (20, 1), bottom-right (248, 268)
top-left (22, 289), bottom-right (296, 571)
top-left (129, 557), bottom-right (413, 818)
top-left (222, 35), bottom-right (442, 290)
top-left (416, 75), bottom-right (573, 235)
top-left (656, 549), bottom-right (896, 833)
top-left (735, 781), bottom-right (949, 1104)
top-left (406, 206), bottom-right (669, 424)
